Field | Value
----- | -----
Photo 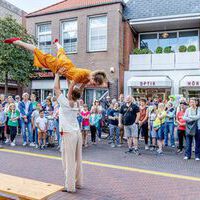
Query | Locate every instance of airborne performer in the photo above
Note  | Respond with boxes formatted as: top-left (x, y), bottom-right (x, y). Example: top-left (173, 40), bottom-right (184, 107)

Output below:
top-left (3, 38), bottom-right (107, 101)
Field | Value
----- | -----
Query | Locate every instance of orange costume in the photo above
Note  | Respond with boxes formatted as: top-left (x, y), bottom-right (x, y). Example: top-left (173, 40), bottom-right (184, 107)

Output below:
top-left (34, 48), bottom-right (91, 84)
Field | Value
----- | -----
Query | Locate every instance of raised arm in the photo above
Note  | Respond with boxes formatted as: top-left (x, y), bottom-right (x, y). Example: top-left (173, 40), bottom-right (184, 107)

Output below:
top-left (67, 80), bottom-right (76, 101)
top-left (54, 74), bottom-right (62, 99)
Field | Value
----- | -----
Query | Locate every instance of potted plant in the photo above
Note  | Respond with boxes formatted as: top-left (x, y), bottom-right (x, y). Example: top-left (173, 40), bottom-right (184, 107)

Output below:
top-left (179, 45), bottom-right (187, 53)
top-left (164, 46), bottom-right (173, 53)
top-left (152, 46), bottom-right (174, 69)
top-left (155, 47), bottom-right (163, 54)
top-left (131, 48), bottom-right (151, 70)
top-left (176, 45), bottom-right (199, 69)
top-left (187, 45), bottom-right (196, 52)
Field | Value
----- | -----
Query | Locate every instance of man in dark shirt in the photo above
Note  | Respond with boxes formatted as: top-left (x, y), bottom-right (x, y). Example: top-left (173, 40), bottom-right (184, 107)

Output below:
top-left (119, 95), bottom-right (140, 154)
top-left (108, 102), bottom-right (120, 148)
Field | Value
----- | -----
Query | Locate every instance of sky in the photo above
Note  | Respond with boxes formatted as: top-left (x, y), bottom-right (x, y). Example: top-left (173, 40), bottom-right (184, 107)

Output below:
top-left (6, 0), bottom-right (129, 13)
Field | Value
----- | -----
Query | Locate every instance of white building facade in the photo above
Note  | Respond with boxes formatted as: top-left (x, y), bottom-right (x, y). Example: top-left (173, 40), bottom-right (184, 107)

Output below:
top-left (124, 0), bottom-right (200, 100)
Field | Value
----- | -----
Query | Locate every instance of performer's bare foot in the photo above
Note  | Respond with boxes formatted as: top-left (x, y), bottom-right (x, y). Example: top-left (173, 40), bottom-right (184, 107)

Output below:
top-left (62, 188), bottom-right (76, 193)
top-left (4, 37), bottom-right (21, 44)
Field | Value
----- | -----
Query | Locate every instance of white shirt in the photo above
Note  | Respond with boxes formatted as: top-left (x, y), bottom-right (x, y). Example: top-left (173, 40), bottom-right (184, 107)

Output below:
top-left (36, 117), bottom-right (47, 131)
top-left (57, 94), bottom-right (79, 133)
top-left (24, 101), bottom-right (30, 115)
top-left (32, 110), bottom-right (40, 126)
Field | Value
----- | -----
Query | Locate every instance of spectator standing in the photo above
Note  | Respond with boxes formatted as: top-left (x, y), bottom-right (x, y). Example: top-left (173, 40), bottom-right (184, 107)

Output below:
top-left (183, 98), bottom-right (200, 160)
top-left (52, 97), bottom-right (60, 149)
top-left (176, 101), bottom-right (187, 153)
top-left (119, 96), bottom-right (140, 155)
top-left (36, 110), bottom-right (48, 150)
top-left (31, 103), bottom-right (41, 148)
top-left (89, 108), bottom-right (99, 144)
top-left (164, 102), bottom-right (176, 147)
top-left (0, 104), bottom-right (6, 143)
top-left (7, 103), bottom-right (20, 146)
top-left (81, 104), bottom-right (90, 147)
top-left (108, 102), bottom-right (121, 148)
top-left (139, 99), bottom-right (149, 150)
top-left (0, 94), bottom-right (7, 108)
top-left (118, 94), bottom-right (124, 144)
top-left (19, 93), bottom-right (34, 146)
top-left (30, 94), bottom-right (38, 111)
top-left (154, 103), bottom-right (166, 154)
top-left (148, 105), bottom-right (157, 150)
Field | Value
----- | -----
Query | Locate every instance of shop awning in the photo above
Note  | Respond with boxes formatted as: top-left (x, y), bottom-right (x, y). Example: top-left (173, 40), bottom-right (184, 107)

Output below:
top-left (180, 76), bottom-right (200, 87)
top-left (127, 76), bottom-right (172, 88)
top-left (32, 79), bottom-right (68, 89)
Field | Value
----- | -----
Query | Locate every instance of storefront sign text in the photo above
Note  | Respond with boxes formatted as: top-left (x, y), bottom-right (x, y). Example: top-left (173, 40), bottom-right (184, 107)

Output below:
top-left (187, 81), bottom-right (200, 87)
top-left (140, 81), bottom-right (156, 87)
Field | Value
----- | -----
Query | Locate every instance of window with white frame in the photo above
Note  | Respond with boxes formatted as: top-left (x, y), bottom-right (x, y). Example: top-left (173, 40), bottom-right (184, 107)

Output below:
top-left (37, 24), bottom-right (51, 54)
top-left (88, 15), bottom-right (107, 52)
top-left (62, 20), bottom-right (78, 53)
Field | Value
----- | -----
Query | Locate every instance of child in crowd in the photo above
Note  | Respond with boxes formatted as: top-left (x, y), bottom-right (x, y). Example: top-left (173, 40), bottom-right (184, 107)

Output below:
top-left (31, 103), bottom-right (41, 148)
top-left (36, 110), bottom-right (48, 150)
top-left (0, 104), bottom-right (6, 143)
top-left (7, 103), bottom-right (20, 146)
top-left (81, 104), bottom-right (90, 147)
top-left (89, 108), bottom-right (100, 144)
top-left (4, 38), bottom-right (107, 101)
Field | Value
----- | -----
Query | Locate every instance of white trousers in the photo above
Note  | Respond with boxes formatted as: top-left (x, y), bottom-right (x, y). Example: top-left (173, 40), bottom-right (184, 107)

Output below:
top-left (61, 131), bottom-right (83, 192)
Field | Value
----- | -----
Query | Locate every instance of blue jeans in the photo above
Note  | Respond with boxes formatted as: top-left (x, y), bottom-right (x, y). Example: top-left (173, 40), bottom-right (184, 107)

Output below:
top-left (35, 128), bottom-right (38, 145)
top-left (97, 126), bottom-right (102, 139)
top-left (109, 124), bottom-right (120, 145)
top-left (54, 119), bottom-right (60, 146)
top-left (21, 121), bottom-right (33, 143)
top-left (185, 129), bottom-right (200, 159)
top-left (164, 122), bottom-right (175, 146)
top-left (157, 124), bottom-right (165, 140)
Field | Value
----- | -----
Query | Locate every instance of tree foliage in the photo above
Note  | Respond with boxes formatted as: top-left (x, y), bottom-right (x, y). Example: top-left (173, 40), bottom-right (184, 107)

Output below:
top-left (0, 17), bottom-right (35, 89)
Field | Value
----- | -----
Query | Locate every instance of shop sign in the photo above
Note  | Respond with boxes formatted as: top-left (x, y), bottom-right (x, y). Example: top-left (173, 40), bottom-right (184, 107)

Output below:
top-left (140, 81), bottom-right (156, 87)
top-left (187, 81), bottom-right (200, 87)
top-left (31, 71), bottom-right (54, 79)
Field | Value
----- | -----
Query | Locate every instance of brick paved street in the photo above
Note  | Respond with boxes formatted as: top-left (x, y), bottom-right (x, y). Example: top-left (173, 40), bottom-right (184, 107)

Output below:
top-left (0, 137), bottom-right (200, 200)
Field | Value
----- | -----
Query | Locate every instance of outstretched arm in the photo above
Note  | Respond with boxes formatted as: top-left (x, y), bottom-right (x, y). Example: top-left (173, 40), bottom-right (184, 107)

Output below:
top-left (54, 74), bottom-right (62, 99)
top-left (67, 80), bottom-right (76, 101)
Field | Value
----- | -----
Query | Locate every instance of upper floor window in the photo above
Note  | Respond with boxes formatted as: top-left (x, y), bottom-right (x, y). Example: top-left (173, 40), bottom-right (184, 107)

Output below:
top-left (88, 15), bottom-right (107, 52)
top-left (140, 30), bottom-right (199, 53)
top-left (37, 23), bottom-right (51, 54)
top-left (62, 20), bottom-right (78, 53)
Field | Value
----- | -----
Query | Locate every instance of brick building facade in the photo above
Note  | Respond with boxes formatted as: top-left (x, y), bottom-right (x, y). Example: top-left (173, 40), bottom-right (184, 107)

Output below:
top-left (26, 0), bottom-right (125, 104)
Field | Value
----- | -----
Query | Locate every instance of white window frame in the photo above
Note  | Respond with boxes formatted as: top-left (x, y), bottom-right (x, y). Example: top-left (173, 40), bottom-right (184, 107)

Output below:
top-left (139, 29), bottom-right (200, 52)
top-left (88, 15), bottom-right (108, 52)
top-left (61, 19), bottom-right (78, 54)
top-left (37, 23), bottom-right (52, 54)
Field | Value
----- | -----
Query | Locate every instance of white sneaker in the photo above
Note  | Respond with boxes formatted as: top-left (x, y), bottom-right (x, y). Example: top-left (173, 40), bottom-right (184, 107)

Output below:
top-left (184, 156), bottom-right (189, 160)
top-left (5, 139), bottom-right (10, 144)
top-left (10, 142), bottom-right (15, 147)
top-left (145, 145), bottom-right (149, 150)
top-left (195, 158), bottom-right (200, 161)
top-left (22, 142), bottom-right (27, 146)
top-left (35, 144), bottom-right (39, 149)
top-left (29, 142), bottom-right (35, 147)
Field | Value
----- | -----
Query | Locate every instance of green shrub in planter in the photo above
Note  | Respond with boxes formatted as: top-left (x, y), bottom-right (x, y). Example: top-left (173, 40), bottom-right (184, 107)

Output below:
top-left (133, 48), bottom-right (141, 54)
top-left (155, 46), bottom-right (163, 54)
top-left (179, 45), bottom-right (187, 52)
top-left (187, 45), bottom-right (196, 52)
top-left (140, 48), bottom-right (152, 54)
top-left (164, 46), bottom-right (173, 53)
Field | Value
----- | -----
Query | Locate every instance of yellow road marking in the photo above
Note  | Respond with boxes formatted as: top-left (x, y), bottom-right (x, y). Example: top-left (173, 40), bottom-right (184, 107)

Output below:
top-left (1, 149), bottom-right (200, 182)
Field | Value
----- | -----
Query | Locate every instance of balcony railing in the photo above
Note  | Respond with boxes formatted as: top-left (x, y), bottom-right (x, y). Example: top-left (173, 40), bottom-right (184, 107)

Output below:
top-left (129, 52), bottom-right (200, 70)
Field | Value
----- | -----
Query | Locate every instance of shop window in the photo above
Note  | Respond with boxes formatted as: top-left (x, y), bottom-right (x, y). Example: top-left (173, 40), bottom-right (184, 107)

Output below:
top-left (88, 15), bottom-right (107, 52)
top-left (140, 34), bottom-right (158, 52)
top-left (62, 19), bottom-right (78, 53)
top-left (159, 32), bottom-right (178, 52)
top-left (37, 23), bottom-right (51, 53)
top-left (178, 30), bottom-right (198, 50)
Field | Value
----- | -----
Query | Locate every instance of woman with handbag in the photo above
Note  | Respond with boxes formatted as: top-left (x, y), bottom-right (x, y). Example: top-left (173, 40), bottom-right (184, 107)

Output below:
top-left (183, 98), bottom-right (200, 160)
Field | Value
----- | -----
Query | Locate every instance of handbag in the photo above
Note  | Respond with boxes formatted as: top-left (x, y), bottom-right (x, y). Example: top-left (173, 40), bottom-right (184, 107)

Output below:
top-left (186, 109), bottom-right (198, 136)
top-left (122, 104), bottom-right (132, 125)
